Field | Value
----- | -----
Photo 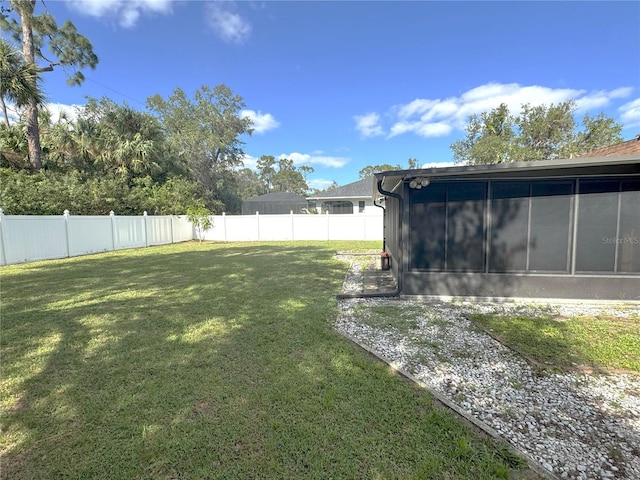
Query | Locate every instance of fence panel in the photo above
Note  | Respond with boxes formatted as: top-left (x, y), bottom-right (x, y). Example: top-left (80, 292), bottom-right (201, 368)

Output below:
top-left (221, 215), bottom-right (260, 241)
top-left (364, 215), bottom-right (384, 240)
top-left (113, 216), bottom-right (146, 250)
top-left (146, 216), bottom-right (173, 246)
top-left (292, 214), bottom-right (329, 240)
top-left (0, 212), bottom-right (382, 266)
top-left (202, 213), bottom-right (382, 242)
top-left (1, 215), bottom-right (68, 264)
top-left (259, 214), bottom-right (294, 241)
top-left (0, 213), bottom-right (196, 266)
top-left (328, 215), bottom-right (366, 240)
top-left (68, 216), bottom-right (113, 256)
top-left (172, 216), bottom-right (194, 242)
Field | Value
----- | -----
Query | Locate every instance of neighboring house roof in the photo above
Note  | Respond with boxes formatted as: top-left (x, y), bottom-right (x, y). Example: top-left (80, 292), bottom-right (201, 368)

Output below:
top-left (307, 177), bottom-right (373, 200)
top-left (242, 192), bottom-right (309, 215)
top-left (578, 135), bottom-right (640, 157)
top-left (373, 153), bottom-right (640, 200)
top-left (244, 192), bottom-right (307, 203)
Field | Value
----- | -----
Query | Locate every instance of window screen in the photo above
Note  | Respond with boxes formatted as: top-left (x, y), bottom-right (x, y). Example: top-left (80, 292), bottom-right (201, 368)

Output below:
top-left (326, 201), bottom-right (353, 214)
top-left (529, 182), bottom-right (573, 271)
top-left (446, 183), bottom-right (486, 271)
top-left (489, 180), bottom-right (573, 272)
top-left (489, 182), bottom-right (529, 271)
top-left (617, 179), bottom-right (640, 273)
top-left (410, 182), bottom-right (486, 271)
top-left (575, 180), bottom-right (619, 272)
top-left (410, 184), bottom-right (446, 270)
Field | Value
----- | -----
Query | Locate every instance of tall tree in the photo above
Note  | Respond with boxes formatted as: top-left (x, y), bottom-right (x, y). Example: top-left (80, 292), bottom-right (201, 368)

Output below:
top-left (147, 85), bottom-right (253, 212)
top-left (571, 112), bottom-right (623, 156)
top-left (42, 97), bottom-right (177, 181)
top-left (234, 167), bottom-right (266, 200)
top-left (1, 0), bottom-right (98, 170)
top-left (451, 103), bottom-right (515, 165)
top-left (271, 158), bottom-right (309, 195)
top-left (255, 155), bottom-right (310, 195)
top-left (514, 101), bottom-right (576, 161)
top-left (256, 154), bottom-right (276, 192)
top-left (0, 38), bottom-right (44, 126)
top-left (358, 163), bottom-right (401, 179)
top-left (358, 158), bottom-right (419, 179)
top-left (451, 101), bottom-right (623, 165)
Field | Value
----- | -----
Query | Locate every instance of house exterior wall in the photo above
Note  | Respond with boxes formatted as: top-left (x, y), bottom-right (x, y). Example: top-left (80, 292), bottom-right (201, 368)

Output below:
top-left (383, 173), bottom-right (640, 301)
top-left (314, 198), bottom-right (383, 215)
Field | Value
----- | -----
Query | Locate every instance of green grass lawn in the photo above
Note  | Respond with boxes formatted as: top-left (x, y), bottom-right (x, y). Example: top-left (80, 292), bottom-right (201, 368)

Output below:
top-left (468, 311), bottom-right (640, 373)
top-left (1, 241), bottom-right (531, 479)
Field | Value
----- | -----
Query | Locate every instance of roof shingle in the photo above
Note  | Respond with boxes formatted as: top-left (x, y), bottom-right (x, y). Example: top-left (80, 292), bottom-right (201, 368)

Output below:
top-left (307, 177), bottom-right (373, 199)
top-left (578, 136), bottom-right (640, 157)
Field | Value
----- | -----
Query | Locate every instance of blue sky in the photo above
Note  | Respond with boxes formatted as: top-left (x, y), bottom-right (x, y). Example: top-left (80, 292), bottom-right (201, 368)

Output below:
top-left (10, 0), bottom-right (640, 188)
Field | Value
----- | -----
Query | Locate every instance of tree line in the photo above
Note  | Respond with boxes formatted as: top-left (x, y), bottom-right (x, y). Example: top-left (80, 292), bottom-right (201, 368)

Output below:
top-left (0, 1), bottom-right (319, 215)
top-left (1, 1), bottom-right (625, 215)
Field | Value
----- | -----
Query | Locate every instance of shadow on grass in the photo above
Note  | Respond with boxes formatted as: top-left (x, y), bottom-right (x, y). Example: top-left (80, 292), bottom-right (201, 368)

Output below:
top-left (2, 241), bottom-right (527, 479)
top-left (468, 313), bottom-right (640, 374)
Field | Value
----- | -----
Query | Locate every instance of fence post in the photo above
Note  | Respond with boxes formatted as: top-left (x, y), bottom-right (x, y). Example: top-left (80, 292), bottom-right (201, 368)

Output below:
top-left (222, 212), bottom-right (227, 242)
top-left (63, 209), bottom-right (71, 257)
top-left (256, 211), bottom-right (260, 241)
top-left (326, 210), bottom-right (330, 241)
top-left (143, 211), bottom-right (149, 247)
top-left (291, 210), bottom-right (294, 241)
top-left (170, 215), bottom-right (174, 244)
top-left (109, 211), bottom-right (116, 251)
top-left (0, 208), bottom-right (7, 265)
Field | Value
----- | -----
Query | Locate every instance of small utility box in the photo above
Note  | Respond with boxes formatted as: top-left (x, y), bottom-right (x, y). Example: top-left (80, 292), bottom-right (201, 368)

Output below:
top-left (381, 253), bottom-right (390, 270)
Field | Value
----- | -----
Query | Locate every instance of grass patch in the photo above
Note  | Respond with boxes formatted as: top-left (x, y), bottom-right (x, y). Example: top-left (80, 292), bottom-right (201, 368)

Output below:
top-left (468, 312), bottom-right (640, 373)
top-left (2, 241), bottom-right (534, 479)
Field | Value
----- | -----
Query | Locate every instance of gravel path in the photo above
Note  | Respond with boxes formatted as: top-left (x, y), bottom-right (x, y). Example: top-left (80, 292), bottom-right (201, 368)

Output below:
top-left (334, 257), bottom-right (640, 480)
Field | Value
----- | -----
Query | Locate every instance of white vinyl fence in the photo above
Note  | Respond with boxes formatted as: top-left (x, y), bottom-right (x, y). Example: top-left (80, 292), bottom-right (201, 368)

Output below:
top-left (0, 210), bottom-right (194, 266)
top-left (203, 212), bottom-right (383, 242)
top-left (0, 211), bottom-right (383, 266)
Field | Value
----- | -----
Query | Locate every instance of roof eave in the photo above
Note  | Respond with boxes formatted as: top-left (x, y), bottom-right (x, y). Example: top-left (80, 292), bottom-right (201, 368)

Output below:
top-left (373, 154), bottom-right (640, 199)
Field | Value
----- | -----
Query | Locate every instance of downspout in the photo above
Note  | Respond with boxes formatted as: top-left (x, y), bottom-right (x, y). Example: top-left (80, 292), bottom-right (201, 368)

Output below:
top-left (336, 177), bottom-right (403, 299)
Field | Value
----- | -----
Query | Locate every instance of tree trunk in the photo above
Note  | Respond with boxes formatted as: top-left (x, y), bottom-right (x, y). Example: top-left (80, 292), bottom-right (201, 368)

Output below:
top-left (1, 96), bottom-right (10, 127)
top-left (19, 0), bottom-right (42, 170)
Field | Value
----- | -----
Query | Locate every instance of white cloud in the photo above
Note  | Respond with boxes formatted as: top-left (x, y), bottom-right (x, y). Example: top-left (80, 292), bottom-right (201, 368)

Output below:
top-left (278, 152), bottom-right (349, 168)
top-left (416, 122), bottom-right (452, 137)
top-left (397, 99), bottom-right (440, 119)
top-left (241, 153), bottom-right (259, 170)
top-left (205, 2), bottom-right (252, 44)
top-left (66, 0), bottom-right (174, 27)
top-left (46, 103), bottom-right (83, 123)
top-left (359, 82), bottom-right (636, 140)
top-left (241, 109), bottom-right (280, 134)
top-left (308, 178), bottom-right (335, 191)
top-left (3, 101), bottom-right (82, 124)
top-left (354, 112), bottom-right (384, 138)
top-left (619, 98), bottom-right (640, 128)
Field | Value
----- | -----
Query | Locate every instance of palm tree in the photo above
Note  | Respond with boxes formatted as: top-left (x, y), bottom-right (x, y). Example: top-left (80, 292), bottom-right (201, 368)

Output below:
top-left (1, 0), bottom-right (98, 170)
top-left (0, 38), bottom-right (45, 127)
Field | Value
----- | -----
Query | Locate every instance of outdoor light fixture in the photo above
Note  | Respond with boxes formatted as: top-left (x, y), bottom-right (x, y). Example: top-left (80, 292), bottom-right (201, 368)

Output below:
top-left (409, 177), bottom-right (430, 189)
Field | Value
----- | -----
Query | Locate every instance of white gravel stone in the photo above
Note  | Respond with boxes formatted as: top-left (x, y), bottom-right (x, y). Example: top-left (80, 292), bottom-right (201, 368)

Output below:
top-left (334, 256), bottom-right (640, 480)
